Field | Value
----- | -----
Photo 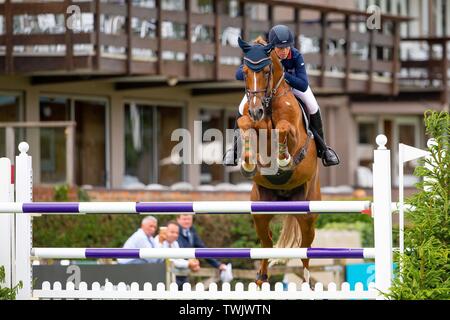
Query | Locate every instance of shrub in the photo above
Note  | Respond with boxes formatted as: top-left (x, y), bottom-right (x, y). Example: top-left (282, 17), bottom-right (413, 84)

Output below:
top-left (0, 266), bottom-right (22, 300)
top-left (386, 110), bottom-right (449, 300)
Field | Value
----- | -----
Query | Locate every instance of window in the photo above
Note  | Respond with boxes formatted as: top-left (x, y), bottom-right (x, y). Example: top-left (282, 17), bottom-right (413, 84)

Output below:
top-left (39, 96), bottom-right (107, 186)
top-left (39, 97), bottom-right (70, 184)
top-left (356, 118), bottom-right (378, 188)
top-left (0, 94), bottom-right (22, 157)
top-left (124, 103), bottom-right (183, 187)
top-left (199, 108), bottom-right (225, 185)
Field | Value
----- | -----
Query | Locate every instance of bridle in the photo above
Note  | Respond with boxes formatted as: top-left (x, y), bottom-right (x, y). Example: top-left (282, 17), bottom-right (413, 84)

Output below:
top-left (242, 54), bottom-right (313, 166)
top-left (243, 56), bottom-right (285, 117)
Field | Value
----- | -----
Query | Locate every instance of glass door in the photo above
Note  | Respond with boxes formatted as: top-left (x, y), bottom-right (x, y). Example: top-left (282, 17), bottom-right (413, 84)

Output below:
top-left (39, 96), bottom-right (71, 184)
top-left (74, 99), bottom-right (107, 187)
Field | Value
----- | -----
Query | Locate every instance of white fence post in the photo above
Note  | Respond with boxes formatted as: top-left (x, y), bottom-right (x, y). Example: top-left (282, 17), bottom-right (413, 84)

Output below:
top-left (372, 135), bottom-right (393, 297)
top-left (0, 157), bottom-right (14, 289)
top-left (14, 142), bottom-right (33, 299)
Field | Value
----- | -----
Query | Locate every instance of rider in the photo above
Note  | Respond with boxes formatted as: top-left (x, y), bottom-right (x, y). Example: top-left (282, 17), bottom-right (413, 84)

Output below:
top-left (223, 24), bottom-right (340, 167)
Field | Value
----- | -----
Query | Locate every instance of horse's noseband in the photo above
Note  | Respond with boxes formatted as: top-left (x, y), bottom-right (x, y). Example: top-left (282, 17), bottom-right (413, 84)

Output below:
top-left (244, 62), bottom-right (286, 119)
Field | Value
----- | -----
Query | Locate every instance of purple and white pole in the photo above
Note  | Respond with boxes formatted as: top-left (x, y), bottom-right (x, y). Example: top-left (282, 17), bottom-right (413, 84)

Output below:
top-left (0, 200), bottom-right (371, 215)
top-left (31, 247), bottom-right (376, 259)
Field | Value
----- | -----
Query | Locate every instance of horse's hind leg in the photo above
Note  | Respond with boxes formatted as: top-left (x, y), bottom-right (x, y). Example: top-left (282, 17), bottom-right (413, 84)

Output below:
top-left (295, 214), bottom-right (318, 285)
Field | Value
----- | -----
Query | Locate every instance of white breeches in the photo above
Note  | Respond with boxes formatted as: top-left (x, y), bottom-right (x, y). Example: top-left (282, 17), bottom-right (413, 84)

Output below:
top-left (292, 86), bottom-right (320, 115)
top-left (238, 85), bottom-right (320, 116)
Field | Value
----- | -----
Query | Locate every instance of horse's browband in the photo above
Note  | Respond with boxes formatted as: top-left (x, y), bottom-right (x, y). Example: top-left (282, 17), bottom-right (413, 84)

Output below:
top-left (243, 56), bottom-right (271, 65)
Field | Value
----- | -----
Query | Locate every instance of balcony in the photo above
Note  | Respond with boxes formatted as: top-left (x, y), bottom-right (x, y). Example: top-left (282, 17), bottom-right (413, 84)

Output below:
top-left (0, 0), bottom-right (408, 95)
top-left (400, 37), bottom-right (450, 106)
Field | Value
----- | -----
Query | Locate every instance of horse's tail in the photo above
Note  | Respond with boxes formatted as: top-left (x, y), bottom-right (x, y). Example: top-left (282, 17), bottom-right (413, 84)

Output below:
top-left (268, 215), bottom-right (302, 267)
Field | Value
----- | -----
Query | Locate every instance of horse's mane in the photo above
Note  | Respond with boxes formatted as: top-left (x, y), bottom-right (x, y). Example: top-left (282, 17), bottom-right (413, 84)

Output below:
top-left (252, 36), bottom-right (267, 46)
top-left (250, 35), bottom-right (283, 79)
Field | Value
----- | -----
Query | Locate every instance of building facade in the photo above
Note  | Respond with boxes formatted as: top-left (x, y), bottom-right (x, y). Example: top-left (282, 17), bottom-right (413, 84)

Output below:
top-left (0, 0), bottom-right (445, 192)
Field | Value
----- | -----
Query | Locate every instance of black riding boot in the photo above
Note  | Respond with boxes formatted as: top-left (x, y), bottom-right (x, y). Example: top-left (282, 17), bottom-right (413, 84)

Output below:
top-left (223, 117), bottom-right (241, 166)
top-left (309, 111), bottom-right (340, 167)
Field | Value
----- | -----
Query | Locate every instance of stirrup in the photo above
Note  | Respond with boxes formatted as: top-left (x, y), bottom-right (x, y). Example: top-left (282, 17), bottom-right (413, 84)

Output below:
top-left (322, 147), bottom-right (340, 167)
top-left (223, 148), bottom-right (238, 166)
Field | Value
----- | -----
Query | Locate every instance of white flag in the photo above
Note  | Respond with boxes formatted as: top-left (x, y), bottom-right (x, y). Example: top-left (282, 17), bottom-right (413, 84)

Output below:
top-left (399, 143), bottom-right (430, 163)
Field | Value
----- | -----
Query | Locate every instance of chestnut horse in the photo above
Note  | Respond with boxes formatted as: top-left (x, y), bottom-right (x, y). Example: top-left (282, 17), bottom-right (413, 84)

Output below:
top-left (237, 37), bottom-right (321, 285)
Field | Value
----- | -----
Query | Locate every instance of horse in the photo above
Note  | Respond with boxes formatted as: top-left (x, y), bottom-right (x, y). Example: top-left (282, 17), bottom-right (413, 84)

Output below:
top-left (236, 37), bottom-right (321, 285)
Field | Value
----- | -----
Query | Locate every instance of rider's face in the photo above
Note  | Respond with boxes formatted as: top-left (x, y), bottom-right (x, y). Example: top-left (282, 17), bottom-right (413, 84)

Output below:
top-left (274, 47), bottom-right (290, 60)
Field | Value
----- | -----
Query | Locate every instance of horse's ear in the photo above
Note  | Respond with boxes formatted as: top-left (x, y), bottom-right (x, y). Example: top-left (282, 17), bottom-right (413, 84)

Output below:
top-left (263, 42), bottom-right (274, 55)
top-left (238, 37), bottom-right (252, 53)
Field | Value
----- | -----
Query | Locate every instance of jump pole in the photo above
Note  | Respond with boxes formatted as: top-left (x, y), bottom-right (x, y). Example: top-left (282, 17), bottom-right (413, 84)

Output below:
top-left (30, 247), bottom-right (377, 259)
top-left (0, 201), bottom-right (371, 214)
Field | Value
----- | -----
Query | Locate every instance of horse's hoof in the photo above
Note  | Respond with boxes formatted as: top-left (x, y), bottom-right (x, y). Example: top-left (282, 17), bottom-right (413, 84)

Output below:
top-left (241, 163), bottom-right (257, 178)
top-left (255, 272), bottom-right (269, 287)
top-left (277, 154), bottom-right (292, 171)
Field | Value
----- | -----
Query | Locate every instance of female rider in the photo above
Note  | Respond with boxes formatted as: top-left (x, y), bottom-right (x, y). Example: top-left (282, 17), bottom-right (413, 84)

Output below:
top-left (224, 24), bottom-right (340, 167)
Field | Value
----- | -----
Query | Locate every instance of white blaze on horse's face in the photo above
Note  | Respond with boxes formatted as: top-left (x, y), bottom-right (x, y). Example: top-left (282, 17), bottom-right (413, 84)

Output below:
top-left (253, 72), bottom-right (257, 105)
top-left (245, 65), bottom-right (271, 122)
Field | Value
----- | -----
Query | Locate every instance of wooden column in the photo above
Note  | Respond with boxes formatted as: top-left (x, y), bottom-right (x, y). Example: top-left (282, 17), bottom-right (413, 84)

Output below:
top-left (156, 0), bottom-right (163, 75)
top-left (126, 0), bottom-right (132, 74)
top-left (391, 21), bottom-right (400, 95)
top-left (64, 0), bottom-right (74, 71)
top-left (320, 12), bottom-right (328, 88)
top-left (441, 40), bottom-right (449, 110)
top-left (214, 0), bottom-right (222, 80)
top-left (344, 15), bottom-right (351, 92)
top-left (368, 28), bottom-right (375, 94)
top-left (294, 8), bottom-right (301, 51)
top-left (240, 2), bottom-right (248, 40)
top-left (4, 0), bottom-right (13, 74)
top-left (94, 0), bottom-right (101, 70)
top-left (268, 4), bottom-right (274, 36)
top-left (186, 0), bottom-right (192, 78)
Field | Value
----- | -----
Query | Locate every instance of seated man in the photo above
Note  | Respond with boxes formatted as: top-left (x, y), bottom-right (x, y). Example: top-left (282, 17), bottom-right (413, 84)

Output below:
top-left (176, 214), bottom-right (226, 288)
top-left (117, 216), bottom-right (160, 264)
top-left (154, 220), bottom-right (200, 284)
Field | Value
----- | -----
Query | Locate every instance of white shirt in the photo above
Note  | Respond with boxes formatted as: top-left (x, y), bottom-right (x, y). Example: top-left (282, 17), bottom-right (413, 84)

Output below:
top-left (154, 235), bottom-right (190, 269)
top-left (117, 228), bottom-right (158, 264)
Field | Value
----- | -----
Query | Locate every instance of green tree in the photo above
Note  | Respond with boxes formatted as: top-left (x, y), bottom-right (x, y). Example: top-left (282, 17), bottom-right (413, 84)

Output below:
top-left (386, 110), bottom-right (449, 300)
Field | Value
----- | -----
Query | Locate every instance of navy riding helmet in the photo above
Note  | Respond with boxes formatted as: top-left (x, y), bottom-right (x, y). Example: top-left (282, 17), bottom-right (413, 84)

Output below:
top-left (268, 25), bottom-right (294, 48)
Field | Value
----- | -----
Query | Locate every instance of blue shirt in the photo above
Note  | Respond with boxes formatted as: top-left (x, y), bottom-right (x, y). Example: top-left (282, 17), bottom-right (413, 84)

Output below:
top-left (117, 228), bottom-right (158, 264)
top-left (235, 47), bottom-right (309, 92)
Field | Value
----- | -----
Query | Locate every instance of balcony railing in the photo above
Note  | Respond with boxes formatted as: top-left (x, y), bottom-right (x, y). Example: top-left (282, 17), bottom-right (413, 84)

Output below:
top-left (400, 37), bottom-right (449, 104)
top-left (0, 0), bottom-right (407, 95)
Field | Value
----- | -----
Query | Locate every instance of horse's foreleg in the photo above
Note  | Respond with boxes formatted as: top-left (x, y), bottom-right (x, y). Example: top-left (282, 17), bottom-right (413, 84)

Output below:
top-left (275, 120), bottom-right (297, 170)
top-left (237, 115), bottom-right (257, 176)
top-left (252, 214), bottom-right (274, 286)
